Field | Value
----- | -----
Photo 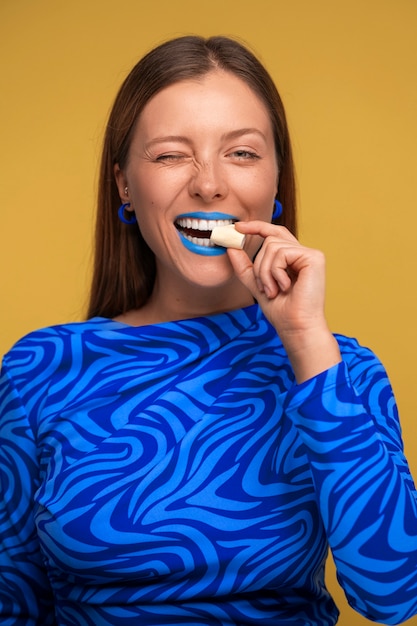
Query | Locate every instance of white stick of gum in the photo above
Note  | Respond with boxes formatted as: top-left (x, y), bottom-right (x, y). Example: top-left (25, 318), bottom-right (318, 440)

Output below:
top-left (210, 224), bottom-right (246, 249)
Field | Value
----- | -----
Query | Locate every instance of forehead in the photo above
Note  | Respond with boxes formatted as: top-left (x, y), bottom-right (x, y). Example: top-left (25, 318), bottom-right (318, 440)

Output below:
top-left (137, 70), bottom-right (273, 135)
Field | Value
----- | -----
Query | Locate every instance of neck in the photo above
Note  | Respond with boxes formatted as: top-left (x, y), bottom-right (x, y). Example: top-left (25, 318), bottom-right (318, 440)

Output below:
top-left (148, 277), bottom-right (253, 323)
top-left (118, 270), bottom-right (254, 327)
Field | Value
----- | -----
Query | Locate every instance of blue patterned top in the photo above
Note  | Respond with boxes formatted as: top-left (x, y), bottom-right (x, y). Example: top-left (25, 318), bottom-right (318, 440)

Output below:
top-left (1, 304), bottom-right (416, 625)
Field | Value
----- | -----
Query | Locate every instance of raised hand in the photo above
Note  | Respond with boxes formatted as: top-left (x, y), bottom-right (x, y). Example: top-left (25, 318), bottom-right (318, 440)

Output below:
top-left (227, 221), bottom-right (342, 383)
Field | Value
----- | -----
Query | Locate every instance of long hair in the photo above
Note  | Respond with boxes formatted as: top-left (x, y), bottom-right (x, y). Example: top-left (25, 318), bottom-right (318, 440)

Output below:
top-left (87, 36), bottom-right (297, 319)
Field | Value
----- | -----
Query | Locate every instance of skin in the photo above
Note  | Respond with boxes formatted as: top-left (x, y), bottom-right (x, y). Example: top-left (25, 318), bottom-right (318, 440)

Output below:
top-left (115, 70), bottom-right (341, 383)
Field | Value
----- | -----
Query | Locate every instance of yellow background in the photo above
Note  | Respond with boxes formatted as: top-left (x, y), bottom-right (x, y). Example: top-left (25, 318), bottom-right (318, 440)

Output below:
top-left (1, 1), bottom-right (416, 623)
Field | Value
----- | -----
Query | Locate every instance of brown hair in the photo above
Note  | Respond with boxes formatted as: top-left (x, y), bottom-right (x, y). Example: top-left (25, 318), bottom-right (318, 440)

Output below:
top-left (87, 35), bottom-right (297, 319)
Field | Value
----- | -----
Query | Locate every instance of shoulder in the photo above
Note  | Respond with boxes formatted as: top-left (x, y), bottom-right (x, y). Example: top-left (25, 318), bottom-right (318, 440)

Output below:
top-left (334, 333), bottom-right (385, 370)
top-left (333, 333), bottom-right (392, 401)
top-left (4, 318), bottom-right (106, 353)
top-left (1, 318), bottom-right (112, 386)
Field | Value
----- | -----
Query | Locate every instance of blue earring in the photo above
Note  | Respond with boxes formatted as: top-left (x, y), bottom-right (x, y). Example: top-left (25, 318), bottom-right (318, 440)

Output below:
top-left (272, 199), bottom-right (283, 220)
top-left (118, 203), bottom-right (137, 225)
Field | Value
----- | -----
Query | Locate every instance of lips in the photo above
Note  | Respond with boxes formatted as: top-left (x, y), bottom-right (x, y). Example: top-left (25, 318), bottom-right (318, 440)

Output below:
top-left (175, 212), bottom-right (238, 248)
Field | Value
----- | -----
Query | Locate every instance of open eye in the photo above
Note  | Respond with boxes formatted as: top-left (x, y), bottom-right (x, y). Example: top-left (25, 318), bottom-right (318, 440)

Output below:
top-left (229, 149), bottom-right (260, 160)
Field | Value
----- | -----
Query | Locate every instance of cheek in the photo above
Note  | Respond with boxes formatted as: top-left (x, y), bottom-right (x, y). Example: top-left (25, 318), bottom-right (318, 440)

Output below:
top-left (133, 203), bottom-right (157, 237)
top-left (129, 167), bottom-right (185, 214)
top-left (131, 195), bottom-right (174, 258)
top-left (238, 163), bottom-right (278, 200)
top-left (244, 179), bottom-right (277, 219)
top-left (133, 213), bottom-right (164, 260)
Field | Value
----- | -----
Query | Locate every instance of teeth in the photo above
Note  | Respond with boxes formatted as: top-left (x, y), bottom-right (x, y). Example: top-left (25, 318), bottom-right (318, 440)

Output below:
top-left (176, 218), bottom-right (235, 231)
top-left (181, 233), bottom-right (215, 247)
top-left (191, 236), bottom-right (212, 247)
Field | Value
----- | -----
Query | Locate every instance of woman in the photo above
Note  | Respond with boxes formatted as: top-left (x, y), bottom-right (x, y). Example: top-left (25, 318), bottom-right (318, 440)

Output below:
top-left (0, 35), bottom-right (416, 625)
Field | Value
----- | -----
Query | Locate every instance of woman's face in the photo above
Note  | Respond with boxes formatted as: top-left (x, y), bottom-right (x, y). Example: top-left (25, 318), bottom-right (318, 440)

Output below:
top-left (115, 70), bottom-right (279, 292)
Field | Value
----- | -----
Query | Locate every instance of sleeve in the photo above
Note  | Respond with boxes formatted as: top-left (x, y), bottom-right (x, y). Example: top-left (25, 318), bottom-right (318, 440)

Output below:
top-left (284, 340), bottom-right (417, 625)
top-left (0, 360), bottom-right (56, 625)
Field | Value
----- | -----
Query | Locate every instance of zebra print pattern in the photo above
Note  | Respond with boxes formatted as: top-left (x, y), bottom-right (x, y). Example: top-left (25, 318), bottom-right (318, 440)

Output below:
top-left (1, 304), bottom-right (416, 625)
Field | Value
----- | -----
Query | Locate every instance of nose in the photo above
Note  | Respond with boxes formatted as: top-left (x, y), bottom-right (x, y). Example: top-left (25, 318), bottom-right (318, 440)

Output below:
top-left (188, 160), bottom-right (228, 203)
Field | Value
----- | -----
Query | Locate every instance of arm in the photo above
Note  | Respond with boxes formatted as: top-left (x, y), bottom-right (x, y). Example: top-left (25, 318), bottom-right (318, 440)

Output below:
top-left (0, 361), bottom-right (56, 625)
top-left (229, 222), bottom-right (417, 623)
top-left (285, 348), bottom-right (417, 624)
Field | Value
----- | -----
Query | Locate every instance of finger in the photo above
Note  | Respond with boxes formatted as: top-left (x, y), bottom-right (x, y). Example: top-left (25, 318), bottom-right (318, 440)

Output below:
top-left (236, 220), bottom-right (298, 243)
top-left (254, 240), bottom-right (297, 295)
top-left (226, 248), bottom-right (263, 298)
top-left (228, 248), bottom-right (287, 300)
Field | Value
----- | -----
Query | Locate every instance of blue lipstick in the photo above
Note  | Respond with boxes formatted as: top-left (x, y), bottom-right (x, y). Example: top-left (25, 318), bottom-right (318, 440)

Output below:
top-left (176, 211), bottom-right (238, 221)
top-left (175, 211), bottom-right (238, 256)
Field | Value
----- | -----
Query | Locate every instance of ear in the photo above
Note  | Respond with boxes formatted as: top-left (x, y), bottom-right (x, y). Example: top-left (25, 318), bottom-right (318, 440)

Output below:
top-left (114, 164), bottom-right (129, 203)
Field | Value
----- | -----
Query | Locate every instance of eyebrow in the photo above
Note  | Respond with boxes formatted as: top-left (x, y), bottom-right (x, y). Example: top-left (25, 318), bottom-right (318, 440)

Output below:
top-left (145, 135), bottom-right (192, 150)
top-left (221, 128), bottom-right (267, 142)
top-left (145, 128), bottom-right (267, 150)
